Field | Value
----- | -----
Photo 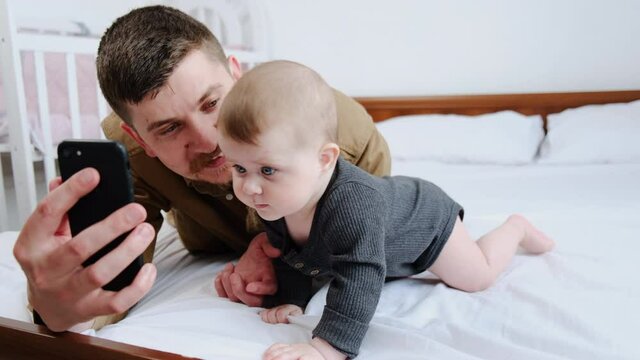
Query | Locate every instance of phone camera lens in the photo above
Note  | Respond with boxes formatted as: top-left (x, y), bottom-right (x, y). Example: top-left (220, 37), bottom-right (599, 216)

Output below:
top-left (62, 149), bottom-right (71, 158)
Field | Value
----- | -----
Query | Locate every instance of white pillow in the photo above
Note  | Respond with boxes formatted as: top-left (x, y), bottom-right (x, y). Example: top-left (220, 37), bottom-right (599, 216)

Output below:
top-left (375, 111), bottom-right (544, 164)
top-left (538, 100), bottom-right (640, 164)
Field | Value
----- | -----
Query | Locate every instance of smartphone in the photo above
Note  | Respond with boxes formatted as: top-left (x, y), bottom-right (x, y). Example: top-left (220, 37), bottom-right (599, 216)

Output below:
top-left (57, 140), bottom-right (143, 292)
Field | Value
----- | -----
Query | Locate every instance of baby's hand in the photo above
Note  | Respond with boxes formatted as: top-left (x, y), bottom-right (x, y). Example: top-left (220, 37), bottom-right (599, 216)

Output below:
top-left (263, 342), bottom-right (324, 360)
top-left (260, 304), bottom-right (302, 324)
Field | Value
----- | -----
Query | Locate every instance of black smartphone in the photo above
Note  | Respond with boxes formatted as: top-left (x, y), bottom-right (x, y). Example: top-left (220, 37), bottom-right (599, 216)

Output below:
top-left (57, 140), bottom-right (143, 292)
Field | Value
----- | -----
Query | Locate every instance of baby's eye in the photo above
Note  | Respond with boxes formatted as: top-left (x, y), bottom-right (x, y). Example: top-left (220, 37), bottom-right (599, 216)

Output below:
top-left (261, 167), bottom-right (276, 176)
top-left (233, 165), bottom-right (246, 174)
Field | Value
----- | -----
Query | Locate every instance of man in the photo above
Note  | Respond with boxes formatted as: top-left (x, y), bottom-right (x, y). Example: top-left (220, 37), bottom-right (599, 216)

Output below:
top-left (13, 5), bottom-right (390, 332)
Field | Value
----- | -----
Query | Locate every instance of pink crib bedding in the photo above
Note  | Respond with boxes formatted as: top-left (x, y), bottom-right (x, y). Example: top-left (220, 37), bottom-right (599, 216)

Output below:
top-left (0, 51), bottom-right (102, 150)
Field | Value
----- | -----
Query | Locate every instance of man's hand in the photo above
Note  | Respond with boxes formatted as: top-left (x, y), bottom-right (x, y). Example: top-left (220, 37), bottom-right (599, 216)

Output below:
top-left (13, 168), bottom-right (157, 332)
top-left (214, 232), bottom-right (280, 307)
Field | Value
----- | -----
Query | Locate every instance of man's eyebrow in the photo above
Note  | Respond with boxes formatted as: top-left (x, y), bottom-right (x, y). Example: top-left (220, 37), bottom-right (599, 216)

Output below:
top-left (145, 84), bottom-right (224, 132)
top-left (198, 84), bottom-right (223, 104)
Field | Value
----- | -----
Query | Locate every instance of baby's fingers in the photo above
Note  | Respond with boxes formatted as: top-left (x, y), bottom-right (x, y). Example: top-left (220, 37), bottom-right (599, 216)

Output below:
top-left (263, 343), bottom-right (292, 360)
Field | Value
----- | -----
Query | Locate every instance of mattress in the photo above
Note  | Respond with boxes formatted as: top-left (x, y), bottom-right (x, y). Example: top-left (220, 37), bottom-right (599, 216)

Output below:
top-left (2, 161), bottom-right (639, 359)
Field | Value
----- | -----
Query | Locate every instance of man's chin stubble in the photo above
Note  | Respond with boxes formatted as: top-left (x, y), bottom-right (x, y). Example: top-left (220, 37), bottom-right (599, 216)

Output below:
top-left (193, 163), bottom-right (232, 184)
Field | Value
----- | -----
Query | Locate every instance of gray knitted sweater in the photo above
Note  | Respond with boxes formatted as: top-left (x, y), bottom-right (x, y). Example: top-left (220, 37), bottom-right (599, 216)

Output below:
top-left (263, 157), bottom-right (463, 358)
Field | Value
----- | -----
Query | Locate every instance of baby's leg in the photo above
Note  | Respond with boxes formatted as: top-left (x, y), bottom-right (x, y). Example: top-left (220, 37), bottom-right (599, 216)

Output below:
top-left (429, 215), bottom-right (554, 292)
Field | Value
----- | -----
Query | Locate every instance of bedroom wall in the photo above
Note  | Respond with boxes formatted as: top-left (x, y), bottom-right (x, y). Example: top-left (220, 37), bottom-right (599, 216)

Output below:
top-left (8, 0), bottom-right (640, 97)
top-left (264, 0), bottom-right (640, 96)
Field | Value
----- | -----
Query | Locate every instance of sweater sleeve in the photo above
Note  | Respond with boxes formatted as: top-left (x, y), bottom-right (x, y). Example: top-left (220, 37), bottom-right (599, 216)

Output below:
top-left (312, 183), bottom-right (387, 358)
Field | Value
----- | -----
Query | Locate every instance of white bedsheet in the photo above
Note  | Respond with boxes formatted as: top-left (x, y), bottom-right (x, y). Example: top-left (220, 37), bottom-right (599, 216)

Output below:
top-left (1, 162), bottom-right (639, 359)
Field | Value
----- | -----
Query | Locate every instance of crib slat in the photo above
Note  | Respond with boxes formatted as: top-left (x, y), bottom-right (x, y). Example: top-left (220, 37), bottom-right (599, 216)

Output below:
top-left (0, 5), bottom-right (38, 226)
top-left (66, 54), bottom-right (82, 138)
top-left (0, 157), bottom-right (7, 231)
top-left (34, 52), bottom-right (57, 185)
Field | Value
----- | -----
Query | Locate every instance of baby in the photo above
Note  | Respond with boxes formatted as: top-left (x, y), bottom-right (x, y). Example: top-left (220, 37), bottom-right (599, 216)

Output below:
top-left (217, 60), bottom-right (555, 360)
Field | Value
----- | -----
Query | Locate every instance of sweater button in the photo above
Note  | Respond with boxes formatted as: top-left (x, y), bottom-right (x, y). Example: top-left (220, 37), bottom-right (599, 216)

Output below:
top-left (225, 194), bottom-right (234, 200)
top-left (310, 269), bottom-right (319, 276)
top-left (294, 262), bottom-right (304, 269)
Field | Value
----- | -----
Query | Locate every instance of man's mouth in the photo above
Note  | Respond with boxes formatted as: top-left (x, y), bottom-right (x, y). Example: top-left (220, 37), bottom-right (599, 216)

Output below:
top-left (205, 154), bottom-right (226, 168)
top-left (190, 150), bottom-right (226, 173)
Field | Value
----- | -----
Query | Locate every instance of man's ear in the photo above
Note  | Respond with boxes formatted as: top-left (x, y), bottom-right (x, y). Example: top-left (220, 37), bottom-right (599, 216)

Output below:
top-left (319, 143), bottom-right (340, 172)
top-left (120, 122), bottom-right (157, 157)
top-left (227, 55), bottom-right (243, 81)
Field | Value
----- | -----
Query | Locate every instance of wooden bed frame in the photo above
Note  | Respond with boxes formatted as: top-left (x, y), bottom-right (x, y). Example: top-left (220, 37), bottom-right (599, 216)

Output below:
top-left (1, 89), bottom-right (639, 359)
top-left (356, 90), bottom-right (640, 129)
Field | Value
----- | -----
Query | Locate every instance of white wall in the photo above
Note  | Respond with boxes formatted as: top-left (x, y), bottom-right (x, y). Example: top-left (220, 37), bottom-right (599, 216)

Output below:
top-left (10, 0), bottom-right (639, 96)
top-left (9, 0), bottom-right (148, 36)
top-left (265, 0), bottom-right (640, 96)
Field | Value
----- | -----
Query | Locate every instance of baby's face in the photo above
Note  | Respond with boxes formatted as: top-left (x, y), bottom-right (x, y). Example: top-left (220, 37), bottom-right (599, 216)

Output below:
top-left (218, 125), bottom-right (327, 221)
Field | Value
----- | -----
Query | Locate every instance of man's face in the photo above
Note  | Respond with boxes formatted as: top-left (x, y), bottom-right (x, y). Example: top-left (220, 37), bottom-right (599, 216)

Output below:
top-left (124, 49), bottom-right (241, 184)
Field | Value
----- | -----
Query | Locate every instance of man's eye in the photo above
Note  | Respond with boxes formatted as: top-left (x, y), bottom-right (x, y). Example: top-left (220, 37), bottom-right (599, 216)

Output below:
top-left (159, 123), bottom-right (179, 135)
top-left (261, 167), bottom-right (276, 176)
top-left (233, 165), bottom-right (246, 174)
top-left (204, 99), bottom-right (218, 111)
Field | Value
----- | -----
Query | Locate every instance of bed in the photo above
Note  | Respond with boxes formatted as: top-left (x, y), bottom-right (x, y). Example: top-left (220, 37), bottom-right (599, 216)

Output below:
top-left (1, 90), bottom-right (639, 359)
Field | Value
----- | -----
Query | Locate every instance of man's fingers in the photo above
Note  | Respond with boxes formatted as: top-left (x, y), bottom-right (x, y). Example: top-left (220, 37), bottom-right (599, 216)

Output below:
top-left (16, 169), bottom-right (99, 260)
top-left (246, 280), bottom-right (277, 296)
top-left (215, 264), bottom-right (235, 299)
top-left (215, 276), bottom-right (231, 298)
top-left (220, 264), bottom-right (239, 302)
top-left (214, 275), bottom-right (227, 298)
top-left (74, 222), bottom-right (153, 294)
top-left (45, 203), bottom-right (148, 279)
top-left (48, 177), bottom-right (63, 192)
top-left (230, 273), bottom-right (262, 307)
top-left (84, 263), bottom-right (157, 318)
top-left (29, 169), bottom-right (99, 239)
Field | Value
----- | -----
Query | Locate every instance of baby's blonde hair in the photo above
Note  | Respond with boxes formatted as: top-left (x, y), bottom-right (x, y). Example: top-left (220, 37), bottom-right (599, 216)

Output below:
top-left (218, 60), bottom-right (337, 148)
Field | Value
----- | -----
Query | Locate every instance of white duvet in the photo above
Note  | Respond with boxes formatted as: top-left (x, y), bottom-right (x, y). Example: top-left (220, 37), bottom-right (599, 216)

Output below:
top-left (1, 162), bottom-right (639, 359)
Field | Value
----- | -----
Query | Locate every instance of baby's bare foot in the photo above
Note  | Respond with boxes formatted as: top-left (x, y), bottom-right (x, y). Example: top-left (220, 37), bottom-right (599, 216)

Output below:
top-left (508, 214), bottom-right (555, 254)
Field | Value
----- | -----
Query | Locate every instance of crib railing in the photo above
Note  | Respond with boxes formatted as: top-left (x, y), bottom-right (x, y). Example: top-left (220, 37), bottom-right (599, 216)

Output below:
top-left (0, 1), bottom-right (105, 230)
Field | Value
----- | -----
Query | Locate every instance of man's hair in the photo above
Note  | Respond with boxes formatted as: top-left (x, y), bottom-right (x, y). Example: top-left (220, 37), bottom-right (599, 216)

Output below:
top-left (218, 60), bottom-right (337, 148)
top-left (96, 5), bottom-right (228, 125)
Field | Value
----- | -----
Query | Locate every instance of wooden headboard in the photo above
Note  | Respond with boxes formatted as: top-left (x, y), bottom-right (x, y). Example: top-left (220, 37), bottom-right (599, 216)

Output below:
top-left (356, 90), bottom-right (640, 127)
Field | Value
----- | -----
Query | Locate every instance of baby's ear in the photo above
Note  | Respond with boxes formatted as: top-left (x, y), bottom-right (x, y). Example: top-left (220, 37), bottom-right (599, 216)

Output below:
top-left (319, 142), bottom-right (340, 171)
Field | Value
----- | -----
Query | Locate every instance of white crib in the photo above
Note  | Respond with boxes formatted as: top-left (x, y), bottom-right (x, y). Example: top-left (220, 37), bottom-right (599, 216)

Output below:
top-left (0, 0), bottom-right (271, 231)
top-left (0, 1), bottom-right (107, 231)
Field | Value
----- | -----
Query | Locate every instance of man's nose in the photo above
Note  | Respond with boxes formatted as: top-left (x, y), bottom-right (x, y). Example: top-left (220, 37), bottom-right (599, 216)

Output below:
top-left (185, 115), bottom-right (217, 152)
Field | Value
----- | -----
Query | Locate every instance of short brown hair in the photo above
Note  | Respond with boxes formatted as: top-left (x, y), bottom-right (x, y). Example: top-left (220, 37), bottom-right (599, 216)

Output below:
top-left (218, 60), bottom-right (337, 148)
top-left (97, 5), bottom-right (228, 125)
